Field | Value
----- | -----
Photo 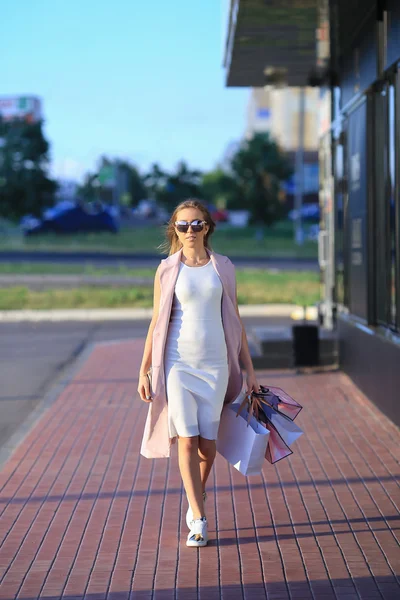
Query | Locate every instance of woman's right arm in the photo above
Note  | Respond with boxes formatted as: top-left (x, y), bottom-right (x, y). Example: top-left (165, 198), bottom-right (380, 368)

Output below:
top-left (137, 265), bottom-right (161, 402)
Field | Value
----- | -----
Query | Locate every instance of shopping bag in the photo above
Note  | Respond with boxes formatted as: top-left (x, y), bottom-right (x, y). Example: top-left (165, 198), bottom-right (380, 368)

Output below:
top-left (217, 402), bottom-right (270, 476)
top-left (263, 421), bottom-right (294, 464)
top-left (252, 385), bottom-right (303, 420)
top-left (261, 404), bottom-right (304, 446)
top-left (236, 385), bottom-right (304, 464)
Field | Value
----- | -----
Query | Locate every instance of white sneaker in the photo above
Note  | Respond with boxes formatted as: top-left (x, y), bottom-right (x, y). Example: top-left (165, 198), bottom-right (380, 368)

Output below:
top-left (186, 517), bottom-right (208, 547)
top-left (186, 491), bottom-right (207, 529)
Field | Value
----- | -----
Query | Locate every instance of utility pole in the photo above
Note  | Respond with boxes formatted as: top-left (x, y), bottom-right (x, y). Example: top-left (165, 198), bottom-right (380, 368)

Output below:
top-left (294, 87), bottom-right (305, 245)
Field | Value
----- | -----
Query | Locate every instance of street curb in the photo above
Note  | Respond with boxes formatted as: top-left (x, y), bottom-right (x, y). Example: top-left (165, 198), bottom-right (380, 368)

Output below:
top-left (0, 304), bottom-right (304, 322)
top-left (0, 341), bottom-right (96, 472)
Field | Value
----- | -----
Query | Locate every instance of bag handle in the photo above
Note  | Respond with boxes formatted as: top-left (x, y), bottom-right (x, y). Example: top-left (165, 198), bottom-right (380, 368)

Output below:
top-left (236, 389), bottom-right (275, 425)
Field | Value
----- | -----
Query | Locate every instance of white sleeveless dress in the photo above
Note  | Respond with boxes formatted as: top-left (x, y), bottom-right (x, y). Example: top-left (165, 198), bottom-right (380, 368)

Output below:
top-left (164, 259), bottom-right (229, 440)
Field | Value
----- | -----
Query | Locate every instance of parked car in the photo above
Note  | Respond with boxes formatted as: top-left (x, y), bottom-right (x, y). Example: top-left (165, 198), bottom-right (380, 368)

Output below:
top-left (21, 201), bottom-right (119, 235)
top-left (227, 210), bottom-right (250, 227)
top-left (288, 203), bottom-right (320, 222)
top-left (307, 224), bottom-right (320, 241)
top-left (132, 200), bottom-right (169, 224)
top-left (42, 200), bottom-right (76, 220)
top-left (132, 199), bottom-right (158, 218)
top-left (206, 204), bottom-right (229, 223)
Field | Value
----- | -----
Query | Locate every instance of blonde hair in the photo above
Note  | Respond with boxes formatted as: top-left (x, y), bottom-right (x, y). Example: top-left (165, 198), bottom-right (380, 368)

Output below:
top-left (157, 198), bottom-right (216, 256)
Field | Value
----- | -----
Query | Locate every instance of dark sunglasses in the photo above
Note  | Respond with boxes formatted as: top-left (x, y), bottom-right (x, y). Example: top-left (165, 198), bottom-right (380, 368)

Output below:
top-left (174, 219), bottom-right (207, 233)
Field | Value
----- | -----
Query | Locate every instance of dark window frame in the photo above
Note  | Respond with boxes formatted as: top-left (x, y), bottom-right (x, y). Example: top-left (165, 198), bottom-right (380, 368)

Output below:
top-left (386, 76), bottom-right (397, 330)
top-left (373, 66), bottom-right (400, 333)
top-left (395, 69), bottom-right (400, 331)
top-left (374, 83), bottom-right (392, 327)
top-left (367, 91), bottom-right (376, 326)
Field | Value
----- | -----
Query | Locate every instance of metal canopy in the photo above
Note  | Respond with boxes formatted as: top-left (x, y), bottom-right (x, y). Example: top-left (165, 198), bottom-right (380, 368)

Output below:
top-left (224, 0), bottom-right (318, 87)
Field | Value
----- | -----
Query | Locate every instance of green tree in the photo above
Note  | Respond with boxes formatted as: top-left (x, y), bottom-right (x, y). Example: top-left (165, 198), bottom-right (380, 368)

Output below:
top-left (201, 167), bottom-right (239, 209)
top-left (144, 162), bottom-right (167, 200)
top-left (78, 157), bottom-right (147, 207)
top-left (125, 162), bottom-right (148, 206)
top-left (0, 117), bottom-right (57, 220)
top-left (230, 132), bottom-right (293, 226)
top-left (111, 159), bottom-right (148, 207)
top-left (145, 161), bottom-right (202, 211)
top-left (78, 171), bottom-right (99, 202)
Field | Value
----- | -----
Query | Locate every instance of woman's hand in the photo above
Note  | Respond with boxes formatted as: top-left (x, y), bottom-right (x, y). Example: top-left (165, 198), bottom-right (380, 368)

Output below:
top-left (138, 374), bottom-right (153, 403)
top-left (245, 371), bottom-right (261, 399)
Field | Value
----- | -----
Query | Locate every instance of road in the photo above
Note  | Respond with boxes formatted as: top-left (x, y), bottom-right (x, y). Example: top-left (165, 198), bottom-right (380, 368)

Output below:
top-left (0, 250), bottom-right (318, 271)
top-left (0, 316), bottom-right (291, 455)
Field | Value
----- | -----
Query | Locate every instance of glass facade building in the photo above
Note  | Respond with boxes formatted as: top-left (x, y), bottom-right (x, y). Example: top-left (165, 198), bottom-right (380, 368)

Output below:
top-left (224, 0), bottom-right (400, 426)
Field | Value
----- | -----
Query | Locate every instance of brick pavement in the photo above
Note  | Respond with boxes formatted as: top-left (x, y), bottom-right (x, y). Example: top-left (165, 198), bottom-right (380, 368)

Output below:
top-left (0, 338), bottom-right (399, 600)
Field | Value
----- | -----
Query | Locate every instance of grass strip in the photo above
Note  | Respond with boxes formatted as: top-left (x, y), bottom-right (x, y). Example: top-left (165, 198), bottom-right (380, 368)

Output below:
top-left (0, 270), bottom-right (319, 310)
top-left (0, 222), bottom-right (318, 259)
top-left (0, 262), bottom-right (157, 277)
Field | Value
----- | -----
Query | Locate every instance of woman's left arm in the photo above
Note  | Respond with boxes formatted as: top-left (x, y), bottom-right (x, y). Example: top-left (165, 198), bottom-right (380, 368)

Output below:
top-left (232, 264), bottom-right (261, 395)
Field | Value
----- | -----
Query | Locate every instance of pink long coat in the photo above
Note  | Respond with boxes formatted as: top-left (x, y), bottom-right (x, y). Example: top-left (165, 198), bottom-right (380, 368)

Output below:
top-left (140, 246), bottom-right (244, 459)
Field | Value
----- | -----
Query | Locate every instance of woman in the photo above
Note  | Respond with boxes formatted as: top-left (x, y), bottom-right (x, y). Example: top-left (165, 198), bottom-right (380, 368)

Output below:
top-left (137, 199), bottom-right (260, 547)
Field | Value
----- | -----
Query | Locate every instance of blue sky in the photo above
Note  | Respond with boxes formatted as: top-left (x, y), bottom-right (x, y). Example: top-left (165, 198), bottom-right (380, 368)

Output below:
top-left (0, 0), bottom-right (249, 182)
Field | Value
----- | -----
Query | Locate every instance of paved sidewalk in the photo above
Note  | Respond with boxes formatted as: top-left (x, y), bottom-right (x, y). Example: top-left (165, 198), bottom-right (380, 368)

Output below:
top-left (0, 339), bottom-right (399, 600)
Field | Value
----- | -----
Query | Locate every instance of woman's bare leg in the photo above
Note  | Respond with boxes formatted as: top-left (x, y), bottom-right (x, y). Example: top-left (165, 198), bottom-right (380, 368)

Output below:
top-left (177, 435), bottom-right (205, 520)
top-left (198, 437), bottom-right (216, 492)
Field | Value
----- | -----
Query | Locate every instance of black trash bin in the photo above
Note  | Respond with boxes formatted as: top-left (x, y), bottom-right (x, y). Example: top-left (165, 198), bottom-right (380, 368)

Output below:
top-left (292, 324), bottom-right (320, 367)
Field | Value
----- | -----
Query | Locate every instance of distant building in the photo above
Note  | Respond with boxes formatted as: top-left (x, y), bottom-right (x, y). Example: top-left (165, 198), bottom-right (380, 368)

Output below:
top-left (0, 96), bottom-right (42, 124)
top-left (246, 87), bottom-right (319, 150)
top-left (245, 87), bottom-right (320, 205)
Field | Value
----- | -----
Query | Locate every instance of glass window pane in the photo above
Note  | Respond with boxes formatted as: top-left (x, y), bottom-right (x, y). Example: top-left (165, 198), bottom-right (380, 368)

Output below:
top-left (335, 143), bottom-right (345, 306)
top-left (375, 88), bottom-right (390, 326)
top-left (388, 84), bottom-right (397, 329)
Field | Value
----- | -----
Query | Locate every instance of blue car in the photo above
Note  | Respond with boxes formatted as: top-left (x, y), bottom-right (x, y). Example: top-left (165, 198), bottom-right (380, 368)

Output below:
top-left (288, 203), bottom-right (320, 222)
top-left (22, 202), bottom-right (119, 235)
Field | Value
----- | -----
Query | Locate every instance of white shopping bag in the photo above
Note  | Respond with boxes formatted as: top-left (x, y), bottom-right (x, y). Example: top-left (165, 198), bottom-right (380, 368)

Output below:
top-left (217, 402), bottom-right (270, 476)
